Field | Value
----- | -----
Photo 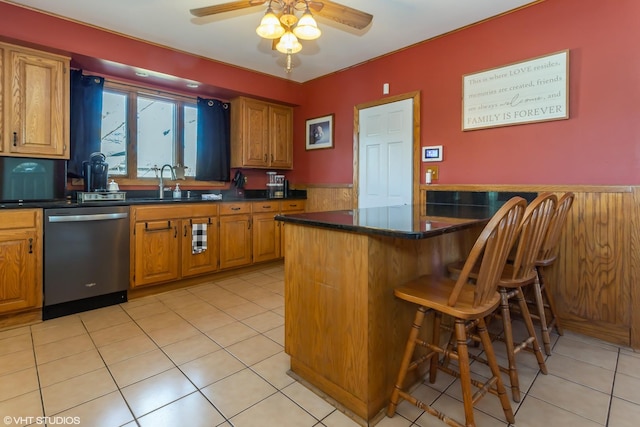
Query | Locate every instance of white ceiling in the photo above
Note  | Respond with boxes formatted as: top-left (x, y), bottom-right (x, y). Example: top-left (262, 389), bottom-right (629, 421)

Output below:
top-left (7, 0), bottom-right (540, 83)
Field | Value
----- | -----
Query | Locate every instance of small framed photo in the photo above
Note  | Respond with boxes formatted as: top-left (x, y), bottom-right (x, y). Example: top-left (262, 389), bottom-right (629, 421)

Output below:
top-left (422, 145), bottom-right (443, 162)
top-left (306, 114), bottom-right (334, 150)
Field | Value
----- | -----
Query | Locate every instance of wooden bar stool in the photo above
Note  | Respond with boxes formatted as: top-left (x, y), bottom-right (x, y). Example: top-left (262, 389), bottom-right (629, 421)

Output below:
top-left (447, 192), bottom-right (556, 403)
top-left (387, 197), bottom-right (525, 427)
top-left (530, 192), bottom-right (575, 355)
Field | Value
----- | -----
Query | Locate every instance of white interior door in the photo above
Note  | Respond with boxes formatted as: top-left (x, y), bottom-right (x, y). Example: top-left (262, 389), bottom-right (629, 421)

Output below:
top-left (358, 98), bottom-right (413, 208)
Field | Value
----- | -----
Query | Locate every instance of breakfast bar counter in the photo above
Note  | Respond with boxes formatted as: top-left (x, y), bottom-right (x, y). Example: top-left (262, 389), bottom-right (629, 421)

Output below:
top-left (275, 204), bottom-right (497, 425)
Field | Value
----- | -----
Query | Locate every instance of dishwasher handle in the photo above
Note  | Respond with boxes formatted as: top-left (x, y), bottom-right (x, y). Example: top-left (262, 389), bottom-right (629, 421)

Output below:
top-left (48, 212), bottom-right (128, 223)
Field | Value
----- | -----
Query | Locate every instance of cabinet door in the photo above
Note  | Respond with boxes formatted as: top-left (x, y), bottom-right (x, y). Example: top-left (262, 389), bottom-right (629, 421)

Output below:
top-left (241, 99), bottom-right (270, 167)
top-left (0, 229), bottom-right (40, 313)
top-left (6, 47), bottom-right (69, 158)
top-left (269, 105), bottom-right (293, 169)
top-left (133, 220), bottom-right (180, 287)
top-left (219, 214), bottom-right (252, 269)
top-left (182, 217), bottom-right (219, 277)
top-left (253, 212), bottom-right (281, 263)
top-left (280, 201), bottom-right (306, 258)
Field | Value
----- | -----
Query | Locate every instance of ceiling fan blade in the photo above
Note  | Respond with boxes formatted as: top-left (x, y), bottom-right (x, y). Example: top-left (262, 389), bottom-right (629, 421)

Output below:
top-left (190, 0), bottom-right (267, 17)
top-left (313, 0), bottom-right (373, 30)
top-left (307, 1), bottom-right (324, 12)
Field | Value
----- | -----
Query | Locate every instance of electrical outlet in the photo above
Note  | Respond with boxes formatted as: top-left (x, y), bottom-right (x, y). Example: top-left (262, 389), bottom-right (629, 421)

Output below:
top-left (426, 166), bottom-right (439, 180)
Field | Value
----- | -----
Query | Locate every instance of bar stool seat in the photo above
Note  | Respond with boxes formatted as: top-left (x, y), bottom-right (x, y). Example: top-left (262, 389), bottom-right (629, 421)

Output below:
top-left (387, 197), bottom-right (526, 427)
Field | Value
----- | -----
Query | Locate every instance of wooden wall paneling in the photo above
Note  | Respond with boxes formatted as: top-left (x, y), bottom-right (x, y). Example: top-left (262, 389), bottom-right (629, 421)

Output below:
top-left (630, 187), bottom-right (640, 349)
top-left (552, 191), bottom-right (630, 345)
top-left (305, 185), bottom-right (354, 212)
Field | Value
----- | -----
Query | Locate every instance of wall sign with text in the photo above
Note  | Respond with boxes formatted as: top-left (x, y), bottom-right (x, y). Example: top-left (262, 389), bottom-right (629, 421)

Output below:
top-left (462, 50), bottom-right (569, 131)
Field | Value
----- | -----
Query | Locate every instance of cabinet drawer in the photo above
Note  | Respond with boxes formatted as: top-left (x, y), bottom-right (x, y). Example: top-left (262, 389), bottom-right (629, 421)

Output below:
top-left (252, 201), bottom-right (279, 213)
top-left (134, 204), bottom-right (218, 221)
top-left (0, 209), bottom-right (40, 230)
top-left (220, 202), bottom-right (251, 215)
top-left (281, 200), bottom-right (306, 212)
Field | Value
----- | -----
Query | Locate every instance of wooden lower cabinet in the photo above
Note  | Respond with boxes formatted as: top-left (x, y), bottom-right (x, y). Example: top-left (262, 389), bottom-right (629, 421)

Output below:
top-left (219, 202), bottom-right (252, 269)
top-left (253, 199), bottom-right (307, 262)
top-left (0, 210), bottom-right (42, 314)
top-left (130, 200), bottom-right (305, 288)
top-left (280, 200), bottom-right (306, 258)
top-left (131, 204), bottom-right (219, 288)
top-left (252, 201), bottom-right (281, 263)
top-left (182, 216), bottom-right (219, 277)
top-left (133, 219), bottom-right (180, 287)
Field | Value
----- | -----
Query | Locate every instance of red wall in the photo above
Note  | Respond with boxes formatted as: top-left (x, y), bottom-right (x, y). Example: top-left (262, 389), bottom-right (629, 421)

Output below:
top-left (1, 0), bottom-right (638, 187)
top-left (291, 0), bottom-right (640, 185)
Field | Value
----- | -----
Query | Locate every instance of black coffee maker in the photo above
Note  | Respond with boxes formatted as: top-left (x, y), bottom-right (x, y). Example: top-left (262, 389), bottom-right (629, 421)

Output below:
top-left (82, 152), bottom-right (109, 192)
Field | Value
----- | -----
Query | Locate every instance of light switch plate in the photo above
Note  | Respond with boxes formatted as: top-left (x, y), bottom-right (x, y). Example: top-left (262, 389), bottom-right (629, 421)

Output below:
top-left (426, 166), bottom-right (439, 180)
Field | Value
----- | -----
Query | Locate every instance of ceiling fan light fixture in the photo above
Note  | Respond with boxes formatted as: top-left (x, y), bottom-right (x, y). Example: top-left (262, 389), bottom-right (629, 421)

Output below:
top-left (276, 31), bottom-right (302, 54)
top-left (256, 9), bottom-right (285, 39)
top-left (279, 13), bottom-right (298, 28)
top-left (293, 12), bottom-right (321, 40)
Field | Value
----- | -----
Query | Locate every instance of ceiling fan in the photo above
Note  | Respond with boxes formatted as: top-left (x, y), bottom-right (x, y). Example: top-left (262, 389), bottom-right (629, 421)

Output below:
top-left (190, 1), bottom-right (373, 72)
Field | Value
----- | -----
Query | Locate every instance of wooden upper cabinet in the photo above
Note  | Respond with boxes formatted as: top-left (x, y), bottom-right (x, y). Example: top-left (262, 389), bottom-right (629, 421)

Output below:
top-left (2, 42), bottom-right (70, 159)
top-left (269, 104), bottom-right (293, 169)
top-left (231, 96), bottom-right (293, 169)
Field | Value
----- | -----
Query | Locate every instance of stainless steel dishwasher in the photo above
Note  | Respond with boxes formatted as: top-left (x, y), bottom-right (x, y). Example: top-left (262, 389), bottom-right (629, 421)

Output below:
top-left (43, 205), bottom-right (130, 320)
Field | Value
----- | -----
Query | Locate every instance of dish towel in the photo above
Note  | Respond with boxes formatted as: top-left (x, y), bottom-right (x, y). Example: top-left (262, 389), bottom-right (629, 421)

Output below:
top-left (192, 223), bottom-right (207, 254)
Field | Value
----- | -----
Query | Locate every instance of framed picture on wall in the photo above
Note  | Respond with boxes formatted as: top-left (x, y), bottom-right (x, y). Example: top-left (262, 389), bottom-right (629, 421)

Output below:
top-left (306, 114), bottom-right (334, 150)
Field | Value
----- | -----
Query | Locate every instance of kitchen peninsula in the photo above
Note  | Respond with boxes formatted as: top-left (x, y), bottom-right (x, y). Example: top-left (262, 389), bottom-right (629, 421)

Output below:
top-left (275, 204), bottom-right (499, 424)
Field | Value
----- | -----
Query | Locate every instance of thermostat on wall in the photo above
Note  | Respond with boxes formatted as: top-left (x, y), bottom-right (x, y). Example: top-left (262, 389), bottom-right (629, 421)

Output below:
top-left (422, 145), bottom-right (443, 162)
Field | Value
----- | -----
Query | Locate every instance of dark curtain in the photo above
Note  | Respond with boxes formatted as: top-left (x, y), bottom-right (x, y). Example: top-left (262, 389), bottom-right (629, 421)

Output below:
top-left (196, 98), bottom-right (231, 182)
top-left (68, 70), bottom-right (104, 178)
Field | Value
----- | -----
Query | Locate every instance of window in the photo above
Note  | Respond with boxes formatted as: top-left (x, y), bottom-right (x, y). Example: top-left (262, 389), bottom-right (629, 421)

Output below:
top-left (100, 82), bottom-right (198, 180)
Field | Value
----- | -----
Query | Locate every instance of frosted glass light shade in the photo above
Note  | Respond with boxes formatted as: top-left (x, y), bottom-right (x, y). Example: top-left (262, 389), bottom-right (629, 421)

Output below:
top-left (256, 11), bottom-right (285, 39)
top-left (293, 13), bottom-right (321, 40)
top-left (276, 31), bottom-right (302, 54)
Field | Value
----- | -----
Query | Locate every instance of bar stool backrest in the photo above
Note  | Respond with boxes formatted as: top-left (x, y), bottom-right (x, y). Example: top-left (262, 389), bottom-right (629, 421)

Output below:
top-left (507, 192), bottom-right (557, 282)
top-left (537, 192), bottom-right (575, 266)
top-left (448, 196), bottom-right (526, 308)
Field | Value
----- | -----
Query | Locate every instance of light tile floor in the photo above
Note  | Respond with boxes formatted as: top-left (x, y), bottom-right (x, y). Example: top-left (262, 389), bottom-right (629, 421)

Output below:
top-left (1, 263), bottom-right (639, 426)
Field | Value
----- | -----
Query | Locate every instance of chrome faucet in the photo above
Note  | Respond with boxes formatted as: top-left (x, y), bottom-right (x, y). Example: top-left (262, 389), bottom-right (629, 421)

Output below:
top-left (158, 164), bottom-right (176, 199)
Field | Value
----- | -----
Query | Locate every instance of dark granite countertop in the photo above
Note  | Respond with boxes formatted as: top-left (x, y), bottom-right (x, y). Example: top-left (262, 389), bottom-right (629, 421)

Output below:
top-left (0, 190), bottom-right (306, 210)
top-left (275, 203), bottom-right (496, 240)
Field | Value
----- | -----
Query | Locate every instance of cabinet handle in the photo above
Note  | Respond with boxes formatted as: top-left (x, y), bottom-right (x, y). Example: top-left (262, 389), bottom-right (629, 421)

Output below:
top-left (263, 205), bottom-right (272, 209)
top-left (248, 219), bottom-right (251, 230)
top-left (184, 224), bottom-right (188, 237)
top-left (28, 238), bottom-right (33, 254)
top-left (174, 225), bottom-right (178, 238)
top-left (231, 207), bottom-right (241, 211)
top-left (144, 221), bottom-right (172, 232)
top-left (13, 132), bottom-right (18, 146)
top-left (271, 154), bottom-right (274, 162)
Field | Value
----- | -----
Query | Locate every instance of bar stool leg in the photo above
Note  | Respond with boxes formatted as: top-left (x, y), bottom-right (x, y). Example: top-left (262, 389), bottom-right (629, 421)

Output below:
top-left (532, 272), bottom-right (553, 355)
top-left (537, 265), bottom-right (564, 337)
top-left (454, 319), bottom-right (475, 427)
top-left (477, 317), bottom-right (516, 425)
top-left (498, 288), bottom-right (521, 402)
top-left (429, 311), bottom-right (443, 384)
top-left (514, 288), bottom-right (548, 375)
